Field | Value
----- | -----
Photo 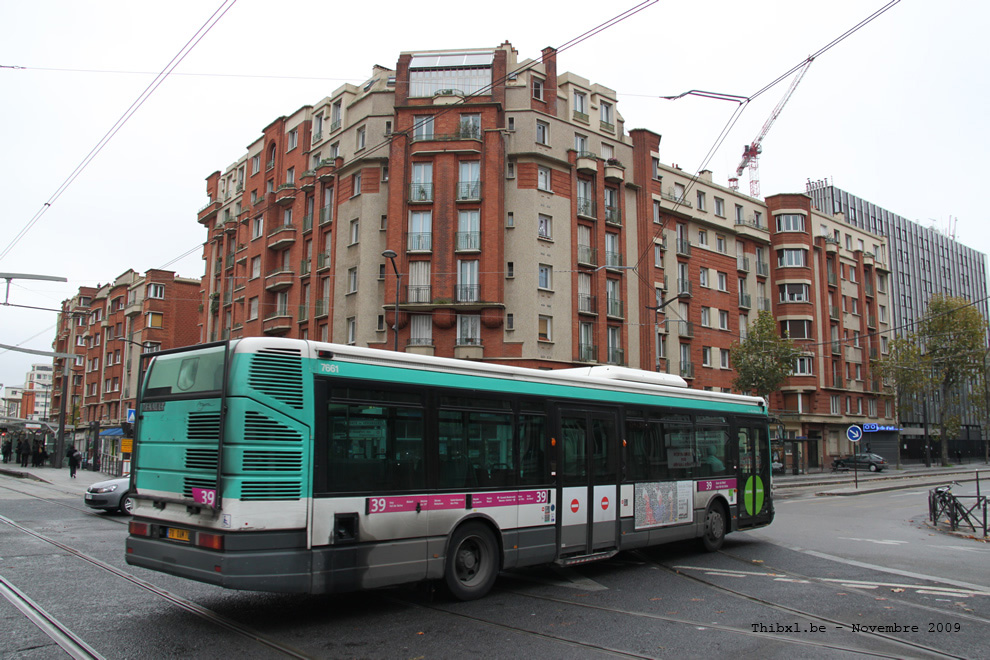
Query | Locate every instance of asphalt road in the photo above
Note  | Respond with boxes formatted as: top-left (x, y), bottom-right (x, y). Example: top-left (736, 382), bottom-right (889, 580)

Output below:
top-left (2, 474), bottom-right (987, 659)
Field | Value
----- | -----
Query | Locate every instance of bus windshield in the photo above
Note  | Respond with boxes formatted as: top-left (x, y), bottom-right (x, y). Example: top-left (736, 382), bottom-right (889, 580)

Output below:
top-left (143, 344), bottom-right (227, 399)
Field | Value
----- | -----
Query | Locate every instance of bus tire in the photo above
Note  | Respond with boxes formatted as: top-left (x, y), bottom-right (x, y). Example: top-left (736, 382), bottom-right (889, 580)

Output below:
top-left (444, 522), bottom-right (499, 601)
top-left (700, 503), bottom-right (727, 552)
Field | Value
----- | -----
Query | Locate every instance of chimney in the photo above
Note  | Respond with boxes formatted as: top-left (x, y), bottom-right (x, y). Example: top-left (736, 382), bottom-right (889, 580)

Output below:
top-left (541, 47), bottom-right (558, 116)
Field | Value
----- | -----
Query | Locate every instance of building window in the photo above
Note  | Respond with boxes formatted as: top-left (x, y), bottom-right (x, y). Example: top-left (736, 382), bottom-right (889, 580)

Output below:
top-left (538, 214), bottom-right (552, 240)
top-left (794, 356), bottom-right (813, 375)
top-left (779, 283), bottom-right (811, 302)
top-left (654, 244), bottom-right (663, 267)
top-left (252, 217), bottom-right (263, 239)
top-left (352, 172), bottom-right (362, 197)
top-left (701, 307), bottom-right (711, 327)
top-left (702, 347), bottom-right (712, 367)
top-left (600, 101), bottom-right (613, 129)
top-left (720, 349), bottom-right (730, 369)
top-left (457, 314), bottom-right (481, 345)
top-left (536, 120), bottom-right (549, 145)
top-left (717, 272), bottom-right (728, 291)
top-left (251, 256), bottom-right (261, 279)
top-left (716, 235), bottom-right (726, 254)
top-left (459, 114), bottom-right (481, 139)
top-left (356, 125), bottom-right (366, 151)
top-left (780, 319), bottom-right (812, 339)
top-left (653, 199), bottom-right (661, 224)
top-left (347, 317), bottom-right (356, 344)
top-left (777, 248), bottom-right (807, 267)
top-left (699, 268), bottom-right (709, 288)
top-left (830, 395), bottom-right (840, 415)
top-left (347, 267), bottom-right (357, 293)
top-left (408, 211), bottom-right (432, 251)
top-left (735, 204), bottom-right (744, 223)
top-left (698, 229), bottom-right (708, 246)
top-left (287, 128), bottom-right (298, 151)
top-left (537, 166), bottom-right (552, 192)
top-left (718, 309), bottom-right (729, 330)
top-left (532, 76), bottom-right (544, 101)
top-left (696, 190), bottom-right (706, 211)
top-left (506, 313), bottom-right (514, 330)
top-left (410, 314), bottom-right (432, 345)
top-left (506, 262), bottom-right (514, 278)
top-left (349, 218), bottom-right (359, 245)
top-left (538, 264), bottom-right (552, 290)
top-left (285, 167), bottom-right (295, 185)
top-left (714, 197), bottom-right (725, 216)
top-left (147, 283), bottom-right (165, 299)
top-left (776, 213), bottom-right (806, 232)
top-left (573, 91), bottom-right (587, 117)
top-left (146, 312), bottom-right (163, 328)
top-left (538, 315), bottom-right (552, 342)
top-left (248, 297), bottom-right (258, 320)
top-left (251, 154), bottom-right (260, 174)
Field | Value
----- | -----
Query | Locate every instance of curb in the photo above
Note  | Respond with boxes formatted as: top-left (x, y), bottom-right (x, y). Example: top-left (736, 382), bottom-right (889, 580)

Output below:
top-left (0, 467), bottom-right (50, 484)
top-left (813, 474), bottom-right (983, 497)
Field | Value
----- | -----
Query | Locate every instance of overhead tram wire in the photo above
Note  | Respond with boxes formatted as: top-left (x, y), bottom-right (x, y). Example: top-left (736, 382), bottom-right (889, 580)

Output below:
top-left (0, 0), bottom-right (239, 265)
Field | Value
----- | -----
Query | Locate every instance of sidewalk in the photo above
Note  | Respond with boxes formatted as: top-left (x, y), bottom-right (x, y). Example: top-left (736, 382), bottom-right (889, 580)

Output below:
top-left (0, 462), bottom-right (116, 497)
top-left (773, 462), bottom-right (988, 497)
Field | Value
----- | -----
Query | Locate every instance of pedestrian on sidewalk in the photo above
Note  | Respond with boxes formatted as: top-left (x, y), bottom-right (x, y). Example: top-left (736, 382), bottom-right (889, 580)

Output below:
top-left (1, 437), bottom-right (11, 464)
top-left (18, 438), bottom-right (30, 467)
top-left (67, 444), bottom-right (82, 478)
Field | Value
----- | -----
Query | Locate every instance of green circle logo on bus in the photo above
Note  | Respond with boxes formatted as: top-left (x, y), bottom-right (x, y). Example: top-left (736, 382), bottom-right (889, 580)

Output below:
top-left (744, 476), bottom-right (764, 515)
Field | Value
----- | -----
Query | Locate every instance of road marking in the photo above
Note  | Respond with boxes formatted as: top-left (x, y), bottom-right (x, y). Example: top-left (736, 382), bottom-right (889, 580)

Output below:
top-left (888, 491), bottom-right (929, 497)
top-left (838, 537), bottom-right (909, 546)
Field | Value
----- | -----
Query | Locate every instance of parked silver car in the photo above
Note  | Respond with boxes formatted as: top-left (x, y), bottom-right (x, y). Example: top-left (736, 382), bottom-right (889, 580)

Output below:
top-left (84, 477), bottom-right (133, 514)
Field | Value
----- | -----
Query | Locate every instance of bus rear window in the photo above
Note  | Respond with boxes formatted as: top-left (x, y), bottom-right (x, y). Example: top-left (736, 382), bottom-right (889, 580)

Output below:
top-left (144, 346), bottom-right (227, 398)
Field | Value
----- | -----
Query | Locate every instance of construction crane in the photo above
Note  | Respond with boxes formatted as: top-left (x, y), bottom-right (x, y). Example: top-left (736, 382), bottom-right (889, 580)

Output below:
top-left (729, 57), bottom-right (813, 197)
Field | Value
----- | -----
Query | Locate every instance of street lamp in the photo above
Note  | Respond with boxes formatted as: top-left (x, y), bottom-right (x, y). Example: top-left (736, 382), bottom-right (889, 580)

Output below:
top-left (645, 292), bottom-right (690, 372)
top-left (381, 250), bottom-right (401, 352)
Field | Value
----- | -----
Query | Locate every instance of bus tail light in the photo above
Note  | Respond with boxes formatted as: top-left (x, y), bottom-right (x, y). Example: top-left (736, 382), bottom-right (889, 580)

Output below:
top-left (196, 532), bottom-right (224, 551)
top-left (129, 521), bottom-right (150, 537)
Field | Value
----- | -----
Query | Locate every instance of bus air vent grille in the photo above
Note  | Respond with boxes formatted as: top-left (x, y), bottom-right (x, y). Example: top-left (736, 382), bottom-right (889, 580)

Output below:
top-left (243, 450), bottom-right (303, 472)
top-left (186, 448), bottom-right (219, 471)
top-left (187, 413), bottom-right (221, 441)
top-left (248, 348), bottom-right (305, 409)
top-left (244, 411), bottom-right (304, 443)
top-left (241, 482), bottom-right (302, 500)
top-left (183, 477), bottom-right (216, 498)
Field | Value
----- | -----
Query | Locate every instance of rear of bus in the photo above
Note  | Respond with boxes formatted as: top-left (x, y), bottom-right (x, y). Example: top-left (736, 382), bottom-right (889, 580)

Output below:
top-left (125, 339), bottom-right (313, 592)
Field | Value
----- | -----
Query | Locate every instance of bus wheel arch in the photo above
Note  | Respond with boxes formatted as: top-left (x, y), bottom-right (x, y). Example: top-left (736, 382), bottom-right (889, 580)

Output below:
top-left (700, 498), bottom-right (729, 552)
top-left (443, 519), bottom-right (502, 601)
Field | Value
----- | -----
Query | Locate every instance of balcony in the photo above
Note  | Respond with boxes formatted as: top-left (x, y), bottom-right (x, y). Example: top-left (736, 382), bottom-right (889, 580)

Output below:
top-left (315, 299), bottom-right (329, 318)
top-left (266, 159), bottom-right (275, 172)
top-left (737, 256), bottom-right (750, 272)
top-left (316, 252), bottom-right (331, 271)
top-left (275, 184), bottom-right (296, 206)
top-left (456, 181), bottom-right (481, 201)
top-left (302, 213), bottom-right (313, 233)
top-left (677, 279), bottom-right (692, 297)
top-left (298, 305), bottom-right (309, 322)
top-left (407, 232), bottom-right (432, 252)
top-left (607, 347), bottom-right (624, 366)
top-left (680, 362), bottom-right (695, 379)
top-left (758, 297), bottom-right (771, 312)
top-left (600, 120), bottom-right (615, 134)
top-left (830, 305), bottom-right (839, 320)
top-left (756, 261), bottom-right (769, 277)
top-left (604, 251), bottom-right (623, 269)
top-left (606, 297), bottom-right (624, 318)
top-left (299, 170), bottom-right (316, 192)
top-left (409, 183), bottom-right (433, 203)
top-left (576, 196), bottom-right (596, 219)
top-left (330, 119), bottom-right (341, 133)
top-left (262, 310), bottom-right (292, 335)
top-left (264, 270), bottom-right (294, 292)
top-left (865, 281), bottom-right (875, 297)
top-left (456, 284), bottom-right (480, 303)
top-left (578, 294), bottom-right (597, 315)
top-left (300, 259), bottom-right (311, 276)
top-left (604, 205), bottom-right (621, 226)
top-left (578, 343), bottom-right (597, 362)
top-left (678, 321), bottom-right (695, 338)
top-left (676, 239), bottom-right (691, 257)
top-left (197, 200), bottom-right (221, 225)
top-left (828, 271), bottom-right (837, 287)
top-left (868, 313), bottom-right (877, 328)
top-left (831, 341), bottom-right (841, 355)
top-left (406, 285), bottom-right (432, 304)
top-left (832, 375), bottom-right (844, 389)
top-left (573, 110), bottom-right (589, 124)
top-left (319, 206), bottom-right (332, 226)
top-left (738, 292), bottom-right (751, 309)
top-left (577, 245), bottom-right (597, 266)
top-left (316, 159), bottom-right (336, 181)
top-left (267, 224), bottom-right (296, 250)
top-left (604, 161), bottom-right (624, 183)
top-left (576, 152), bottom-right (597, 174)
top-left (662, 189), bottom-right (692, 208)
top-left (455, 231), bottom-right (480, 252)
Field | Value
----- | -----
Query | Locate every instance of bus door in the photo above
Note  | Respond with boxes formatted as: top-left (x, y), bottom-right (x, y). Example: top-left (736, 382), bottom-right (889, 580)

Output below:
top-left (736, 424), bottom-right (771, 528)
top-left (557, 408), bottom-right (619, 556)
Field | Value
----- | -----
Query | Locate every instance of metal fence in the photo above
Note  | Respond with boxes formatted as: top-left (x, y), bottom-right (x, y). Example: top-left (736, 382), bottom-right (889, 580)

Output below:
top-left (929, 475), bottom-right (987, 536)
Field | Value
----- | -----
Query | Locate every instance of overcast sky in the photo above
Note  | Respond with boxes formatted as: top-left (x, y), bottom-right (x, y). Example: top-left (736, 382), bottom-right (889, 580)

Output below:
top-left (1, 0), bottom-right (987, 397)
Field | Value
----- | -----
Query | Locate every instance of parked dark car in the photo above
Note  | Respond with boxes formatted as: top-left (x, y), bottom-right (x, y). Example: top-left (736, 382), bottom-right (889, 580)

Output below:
top-left (833, 453), bottom-right (887, 472)
top-left (84, 477), bottom-right (133, 514)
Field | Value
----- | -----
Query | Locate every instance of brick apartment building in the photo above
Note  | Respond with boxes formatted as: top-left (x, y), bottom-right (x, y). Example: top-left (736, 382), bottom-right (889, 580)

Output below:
top-left (53, 269), bottom-right (199, 466)
top-left (195, 41), bottom-right (895, 468)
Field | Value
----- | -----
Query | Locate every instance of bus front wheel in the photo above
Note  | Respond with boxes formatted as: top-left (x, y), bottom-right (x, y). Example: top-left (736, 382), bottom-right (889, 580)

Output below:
top-left (444, 523), bottom-right (499, 601)
top-left (701, 504), bottom-right (727, 552)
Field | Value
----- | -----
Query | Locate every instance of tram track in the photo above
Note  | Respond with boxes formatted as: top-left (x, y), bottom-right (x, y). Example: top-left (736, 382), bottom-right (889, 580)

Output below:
top-left (0, 512), bottom-right (315, 659)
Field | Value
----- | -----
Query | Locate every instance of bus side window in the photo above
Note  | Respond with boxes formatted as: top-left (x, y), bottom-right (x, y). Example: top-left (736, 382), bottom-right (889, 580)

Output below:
top-left (518, 414), bottom-right (547, 486)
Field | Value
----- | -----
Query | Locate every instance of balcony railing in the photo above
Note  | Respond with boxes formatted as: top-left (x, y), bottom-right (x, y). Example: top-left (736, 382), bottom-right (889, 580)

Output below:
top-left (737, 256), bottom-right (750, 272)
top-left (578, 294), bottom-right (596, 314)
top-left (300, 259), bottom-right (311, 276)
top-left (865, 282), bottom-right (875, 297)
top-left (607, 347), bottom-right (624, 365)
top-left (456, 231), bottom-right (480, 251)
top-left (408, 336), bottom-right (432, 346)
top-left (577, 245), bottom-right (597, 266)
top-left (756, 261), bottom-right (769, 277)
top-left (677, 279), bottom-right (692, 297)
top-left (676, 239), bottom-right (691, 256)
top-left (738, 293), bottom-right (752, 309)
top-left (830, 305), bottom-right (839, 320)
top-left (604, 205), bottom-right (621, 226)
top-left (302, 213), bottom-right (313, 232)
top-left (406, 285), bottom-right (432, 303)
top-left (315, 299), bottom-right (329, 318)
top-left (456, 284), bottom-right (479, 303)
top-left (758, 297), bottom-right (771, 312)
top-left (678, 321), bottom-right (695, 338)
top-left (605, 251), bottom-right (623, 268)
top-left (680, 362), bottom-right (695, 379)
top-left (831, 341), bottom-right (841, 355)
top-left (578, 343), bottom-right (597, 362)
top-left (828, 271), bottom-right (837, 286)
top-left (576, 196), bottom-right (595, 218)
top-left (409, 183), bottom-right (433, 202)
top-left (456, 181), bottom-right (480, 201)
top-left (607, 297), bottom-right (624, 318)
top-left (407, 232), bottom-right (432, 252)
top-left (320, 206), bottom-right (332, 225)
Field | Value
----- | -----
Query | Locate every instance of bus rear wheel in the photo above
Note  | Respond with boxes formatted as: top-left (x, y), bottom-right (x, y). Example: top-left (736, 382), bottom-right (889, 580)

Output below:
top-left (444, 523), bottom-right (499, 601)
top-left (701, 504), bottom-right (726, 552)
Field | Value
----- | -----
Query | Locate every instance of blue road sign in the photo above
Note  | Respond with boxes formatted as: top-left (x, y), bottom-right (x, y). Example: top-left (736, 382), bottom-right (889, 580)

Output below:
top-left (846, 424), bottom-right (862, 443)
top-left (126, 408), bottom-right (136, 424)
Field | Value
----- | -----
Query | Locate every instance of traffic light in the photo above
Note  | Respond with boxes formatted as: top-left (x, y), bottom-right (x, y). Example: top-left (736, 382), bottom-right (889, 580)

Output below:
top-left (121, 422), bottom-right (134, 437)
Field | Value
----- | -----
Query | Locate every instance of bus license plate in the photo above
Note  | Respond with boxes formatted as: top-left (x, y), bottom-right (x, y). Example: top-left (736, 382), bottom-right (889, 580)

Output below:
top-left (166, 528), bottom-right (190, 543)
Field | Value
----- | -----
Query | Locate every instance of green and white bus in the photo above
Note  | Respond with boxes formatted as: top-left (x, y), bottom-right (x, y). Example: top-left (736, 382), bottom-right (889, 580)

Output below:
top-left (126, 338), bottom-right (773, 600)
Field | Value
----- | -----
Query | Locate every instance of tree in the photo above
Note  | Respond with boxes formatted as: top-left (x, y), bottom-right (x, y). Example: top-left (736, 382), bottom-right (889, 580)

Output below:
top-left (875, 295), bottom-right (988, 465)
top-left (730, 310), bottom-right (802, 401)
